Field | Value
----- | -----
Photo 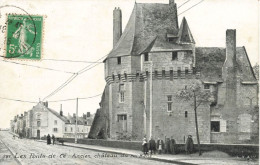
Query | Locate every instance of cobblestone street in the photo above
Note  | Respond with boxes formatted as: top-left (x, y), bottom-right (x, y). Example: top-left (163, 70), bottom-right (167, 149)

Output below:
top-left (0, 131), bottom-right (176, 165)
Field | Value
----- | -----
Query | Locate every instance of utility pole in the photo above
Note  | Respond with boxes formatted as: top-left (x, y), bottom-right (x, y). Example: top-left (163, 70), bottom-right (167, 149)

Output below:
top-left (75, 98), bottom-right (78, 144)
top-left (149, 61), bottom-right (153, 138)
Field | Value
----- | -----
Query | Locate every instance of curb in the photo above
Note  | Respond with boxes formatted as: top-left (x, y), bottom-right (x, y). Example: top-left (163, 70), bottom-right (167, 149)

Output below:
top-left (36, 140), bottom-right (196, 165)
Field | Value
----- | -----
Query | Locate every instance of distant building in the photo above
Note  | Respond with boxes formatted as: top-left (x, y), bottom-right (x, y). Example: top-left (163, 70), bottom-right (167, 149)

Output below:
top-left (92, 0), bottom-right (258, 143)
top-left (10, 102), bottom-right (93, 139)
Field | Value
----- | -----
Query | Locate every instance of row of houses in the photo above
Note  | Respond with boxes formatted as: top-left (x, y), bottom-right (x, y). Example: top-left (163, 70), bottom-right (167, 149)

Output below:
top-left (10, 101), bottom-right (93, 139)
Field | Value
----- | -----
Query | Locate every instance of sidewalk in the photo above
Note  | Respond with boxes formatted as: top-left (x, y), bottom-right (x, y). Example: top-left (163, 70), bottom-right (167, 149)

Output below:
top-left (37, 139), bottom-right (258, 165)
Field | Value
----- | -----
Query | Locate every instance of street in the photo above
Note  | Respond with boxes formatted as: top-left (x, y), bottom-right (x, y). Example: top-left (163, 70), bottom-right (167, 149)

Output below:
top-left (0, 131), bottom-right (175, 165)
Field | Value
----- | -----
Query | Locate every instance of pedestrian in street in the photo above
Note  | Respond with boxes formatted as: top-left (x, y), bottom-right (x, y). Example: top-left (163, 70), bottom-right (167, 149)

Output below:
top-left (47, 134), bottom-right (51, 145)
top-left (148, 136), bottom-right (156, 155)
top-left (165, 137), bottom-right (171, 154)
top-left (142, 137), bottom-right (148, 155)
top-left (156, 138), bottom-right (164, 154)
top-left (169, 136), bottom-right (177, 154)
top-left (52, 134), bottom-right (55, 145)
top-left (185, 135), bottom-right (194, 154)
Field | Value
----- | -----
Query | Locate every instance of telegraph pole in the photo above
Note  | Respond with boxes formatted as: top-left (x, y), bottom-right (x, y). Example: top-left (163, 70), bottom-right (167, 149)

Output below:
top-left (149, 61), bottom-right (153, 138)
top-left (75, 98), bottom-right (78, 143)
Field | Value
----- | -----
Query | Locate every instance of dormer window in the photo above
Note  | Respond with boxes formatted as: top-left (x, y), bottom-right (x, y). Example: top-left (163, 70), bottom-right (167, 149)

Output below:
top-left (117, 57), bottom-right (121, 64)
top-left (172, 52), bottom-right (178, 61)
top-left (204, 84), bottom-right (210, 90)
top-left (144, 53), bottom-right (149, 61)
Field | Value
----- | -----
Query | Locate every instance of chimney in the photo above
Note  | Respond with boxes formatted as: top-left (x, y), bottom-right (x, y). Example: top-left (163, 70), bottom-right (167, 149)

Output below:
top-left (113, 7), bottom-right (122, 47)
top-left (169, 0), bottom-right (175, 5)
top-left (226, 29), bottom-right (236, 65)
top-left (60, 104), bottom-right (63, 116)
top-left (83, 114), bottom-right (87, 119)
top-left (87, 112), bottom-right (91, 117)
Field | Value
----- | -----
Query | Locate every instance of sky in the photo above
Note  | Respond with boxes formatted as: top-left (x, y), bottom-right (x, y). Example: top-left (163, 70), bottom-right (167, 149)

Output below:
top-left (0, 0), bottom-right (259, 128)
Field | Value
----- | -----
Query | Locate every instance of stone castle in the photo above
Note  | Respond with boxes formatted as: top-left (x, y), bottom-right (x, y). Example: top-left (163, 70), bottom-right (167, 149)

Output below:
top-left (89, 0), bottom-right (258, 144)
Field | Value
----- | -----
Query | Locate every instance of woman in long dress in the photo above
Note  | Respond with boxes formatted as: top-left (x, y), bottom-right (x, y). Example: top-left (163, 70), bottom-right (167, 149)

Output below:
top-left (142, 138), bottom-right (148, 155)
top-left (47, 134), bottom-right (51, 145)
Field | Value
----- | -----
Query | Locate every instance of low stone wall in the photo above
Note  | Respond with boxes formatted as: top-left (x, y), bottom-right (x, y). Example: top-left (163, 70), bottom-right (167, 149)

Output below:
top-left (61, 138), bottom-right (258, 157)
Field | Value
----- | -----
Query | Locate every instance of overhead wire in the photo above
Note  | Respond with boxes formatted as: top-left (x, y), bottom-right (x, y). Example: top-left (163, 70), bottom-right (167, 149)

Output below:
top-left (178, 0), bottom-right (205, 16)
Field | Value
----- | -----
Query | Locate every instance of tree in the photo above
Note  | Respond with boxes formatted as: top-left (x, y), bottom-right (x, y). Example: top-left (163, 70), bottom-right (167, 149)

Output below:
top-left (176, 82), bottom-right (214, 156)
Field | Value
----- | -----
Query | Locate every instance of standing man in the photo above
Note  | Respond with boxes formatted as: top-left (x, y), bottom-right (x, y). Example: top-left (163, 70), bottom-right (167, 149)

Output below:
top-left (170, 136), bottom-right (176, 154)
top-left (52, 134), bottom-right (55, 145)
top-left (47, 134), bottom-right (51, 145)
top-left (185, 135), bottom-right (194, 154)
top-left (148, 137), bottom-right (156, 155)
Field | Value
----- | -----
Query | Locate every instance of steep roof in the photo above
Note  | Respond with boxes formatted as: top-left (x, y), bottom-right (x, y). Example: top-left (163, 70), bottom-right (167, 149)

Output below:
top-left (196, 47), bottom-right (257, 82)
top-left (176, 17), bottom-right (195, 44)
top-left (106, 2), bottom-right (179, 59)
top-left (47, 107), bottom-right (70, 123)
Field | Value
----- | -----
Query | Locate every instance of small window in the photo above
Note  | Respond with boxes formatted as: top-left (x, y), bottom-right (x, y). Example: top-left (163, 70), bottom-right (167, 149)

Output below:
top-left (117, 57), bottom-right (121, 64)
top-left (177, 67), bottom-right (181, 77)
top-left (185, 111), bottom-right (188, 118)
top-left (204, 84), bottom-right (210, 89)
top-left (167, 95), bottom-right (172, 102)
top-left (54, 120), bottom-right (57, 125)
top-left (136, 72), bottom-right (140, 80)
top-left (167, 103), bottom-right (172, 112)
top-left (185, 67), bottom-right (189, 75)
top-left (53, 128), bottom-right (58, 132)
top-left (144, 53), bottom-right (149, 61)
top-left (120, 92), bottom-right (125, 103)
top-left (71, 127), bottom-right (73, 132)
top-left (117, 114), bottom-right (127, 122)
top-left (118, 74), bottom-right (121, 80)
top-left (172, 52), bottom-right (178, 60)
top-left (146, 71), bottom-right (149, 78)
top-left (211, 121), bottom-right (220, 132)
top-left (65, 127), bottom-right (67, 132)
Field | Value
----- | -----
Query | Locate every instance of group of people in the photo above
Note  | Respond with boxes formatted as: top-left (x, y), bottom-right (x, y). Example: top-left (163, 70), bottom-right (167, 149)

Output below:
top-left (142, 135), bottom-right (194, 155)
top-left (46, 134), bottom-right (56, 145)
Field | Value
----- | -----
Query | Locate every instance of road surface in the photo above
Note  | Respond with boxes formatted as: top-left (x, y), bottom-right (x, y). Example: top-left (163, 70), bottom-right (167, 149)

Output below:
top-left (0, 131), bottom-right (175, 165)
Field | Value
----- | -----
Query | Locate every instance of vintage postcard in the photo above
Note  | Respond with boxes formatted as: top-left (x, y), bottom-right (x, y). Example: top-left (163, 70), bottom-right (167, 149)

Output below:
top-left (0, 0), bottom-right (259, 165)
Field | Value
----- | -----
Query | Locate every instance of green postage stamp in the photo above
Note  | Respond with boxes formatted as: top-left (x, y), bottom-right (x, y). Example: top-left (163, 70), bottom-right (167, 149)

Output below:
top-left (5, 14), bottom-right (43, 60)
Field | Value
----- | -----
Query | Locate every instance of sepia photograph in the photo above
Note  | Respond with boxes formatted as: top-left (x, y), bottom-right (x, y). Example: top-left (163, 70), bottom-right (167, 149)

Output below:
top-left (0, 0), bottom-right (259, 164)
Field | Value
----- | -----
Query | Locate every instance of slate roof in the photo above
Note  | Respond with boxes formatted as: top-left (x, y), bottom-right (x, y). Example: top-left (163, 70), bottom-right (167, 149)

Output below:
top-left (46, 107), bottom-right (70, 124)
top-left (106, 2), bottom-right (180, 59)
top-left (196, 46), bottom-right (257, 82)
top-left (176, 17), bottom-right (195, 44)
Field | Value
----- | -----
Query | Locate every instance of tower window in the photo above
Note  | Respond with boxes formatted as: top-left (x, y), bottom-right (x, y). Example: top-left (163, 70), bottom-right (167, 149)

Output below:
top-left (144, 53), bottom-right (149, 61)
top-left (118, 74), bottom-right (121, 80)
top-left (112, 74), bottom-right (115, 81)
top-left (185, 111), bottom-right (188, 118)
top-left (211, 121), bottom-right (220, 132)
top-left (146, 71), bottom-right (149, 78)
top-left (117, 57), bottom-right (121, 64)
top-left (172, 52), bottom-right (178, 60)
top-left (167, 103), bottom-right (172, 112)
top-left (119, 92), bottom-right (125, 103)
top-left (167, 95), bottom-right (172, 102)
